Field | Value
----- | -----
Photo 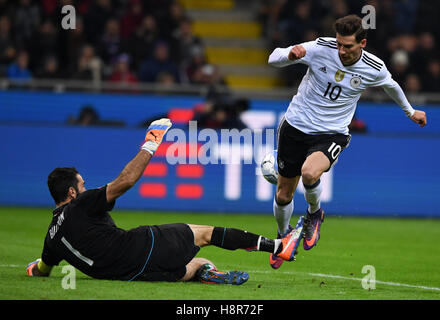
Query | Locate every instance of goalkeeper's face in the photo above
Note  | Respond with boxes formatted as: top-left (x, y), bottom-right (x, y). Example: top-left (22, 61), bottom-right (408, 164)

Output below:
top-left (72, 174), bottom-right (86, 198)
top-left (336, 34), bottom-right (366, 65)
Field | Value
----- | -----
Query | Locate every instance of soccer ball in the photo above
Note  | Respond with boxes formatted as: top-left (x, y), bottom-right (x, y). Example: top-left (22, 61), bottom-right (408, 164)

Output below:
top-left (260, 150), bottom-right (279, 185)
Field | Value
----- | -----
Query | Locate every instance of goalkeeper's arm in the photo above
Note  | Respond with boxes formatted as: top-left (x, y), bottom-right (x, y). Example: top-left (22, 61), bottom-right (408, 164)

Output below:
top-left (106, 118), bottom-right (172, 203)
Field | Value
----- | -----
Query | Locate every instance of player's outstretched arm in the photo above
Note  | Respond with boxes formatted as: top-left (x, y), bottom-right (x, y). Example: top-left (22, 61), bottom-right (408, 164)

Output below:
top-left (288, 45), bottom-right (306, 61)
top-left (268, 45), bottom-right (306, 67)
top-left (382, 81), bottom-right (427, 127)
top-left (106, 150), bottom-right (152, 203)
top-left (106, 118), bottom-right (172, 203)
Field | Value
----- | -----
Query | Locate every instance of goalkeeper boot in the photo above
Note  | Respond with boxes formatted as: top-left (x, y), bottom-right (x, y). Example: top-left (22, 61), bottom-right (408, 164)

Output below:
top-left (276, 216), bottom-right (305, 262)
top-left (303, 208), bottom-right (325, 250)
top-left (196, 264), bottom-right (249, 285)
top-left (269, 224), bottom-right (293, 269)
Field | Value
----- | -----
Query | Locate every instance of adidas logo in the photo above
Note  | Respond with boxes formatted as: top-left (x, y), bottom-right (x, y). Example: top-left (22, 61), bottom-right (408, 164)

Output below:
top-left (319, 66), bottom-right (327, 73)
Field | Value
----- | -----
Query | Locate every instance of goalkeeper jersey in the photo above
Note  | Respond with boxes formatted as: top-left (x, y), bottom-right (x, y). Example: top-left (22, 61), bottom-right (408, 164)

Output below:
top-left (268, 37), bottom-right (415, 135)
top-left (41, 186), bottom-right (151, 281)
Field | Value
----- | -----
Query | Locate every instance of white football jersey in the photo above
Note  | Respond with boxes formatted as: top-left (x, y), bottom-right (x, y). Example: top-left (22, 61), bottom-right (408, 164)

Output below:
top-left (268, 37), bottom-right (414, 135)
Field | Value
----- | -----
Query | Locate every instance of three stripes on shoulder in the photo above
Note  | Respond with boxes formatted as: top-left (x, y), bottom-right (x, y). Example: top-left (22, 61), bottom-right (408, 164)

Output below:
top-left (316, 37), bottom-right (383, 71)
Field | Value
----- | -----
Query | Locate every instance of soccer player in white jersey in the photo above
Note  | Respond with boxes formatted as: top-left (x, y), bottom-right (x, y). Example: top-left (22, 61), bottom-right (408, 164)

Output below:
top-left (267, 14), bottom-right (427, 269)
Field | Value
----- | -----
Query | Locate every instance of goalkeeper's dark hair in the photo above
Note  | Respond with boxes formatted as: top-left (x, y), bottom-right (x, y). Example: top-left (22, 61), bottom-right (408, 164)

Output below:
top-left (47, 167), bottom-right (79, 204)
top-left (334, 14), bottom-right (367, 43)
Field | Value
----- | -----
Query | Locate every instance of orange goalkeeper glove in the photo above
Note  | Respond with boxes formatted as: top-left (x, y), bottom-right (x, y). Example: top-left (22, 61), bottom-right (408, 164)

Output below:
top-left (26, 258), bottom-right (52, 276)
top-left (26, 258), bottom-right (41, 276)
top-left (141, 118), bottom-right (172, 155)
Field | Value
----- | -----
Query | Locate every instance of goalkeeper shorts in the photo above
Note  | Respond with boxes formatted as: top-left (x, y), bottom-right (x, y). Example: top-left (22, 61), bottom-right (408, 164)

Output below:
top-left (135, 223), bottom-right (200, 282)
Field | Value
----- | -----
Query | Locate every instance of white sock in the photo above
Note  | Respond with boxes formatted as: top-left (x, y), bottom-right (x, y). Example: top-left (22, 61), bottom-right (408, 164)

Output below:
top-left (273, 197), bottom-right (294, 236)
top-left (304, 179), bottom-right (322, 214)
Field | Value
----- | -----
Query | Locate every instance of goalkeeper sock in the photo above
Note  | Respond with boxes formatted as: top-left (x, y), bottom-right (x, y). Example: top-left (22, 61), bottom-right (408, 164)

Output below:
top-left (211, 227), bottom-right (282, 254)
top-left (273, 197), bottom-right (294, 236)
top-left (303, 179), bottom-right (322, 214)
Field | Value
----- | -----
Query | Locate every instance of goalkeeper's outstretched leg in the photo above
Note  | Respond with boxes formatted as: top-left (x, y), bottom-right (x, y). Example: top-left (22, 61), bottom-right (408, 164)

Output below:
top-left (178, 222), bottom-right (304, 285)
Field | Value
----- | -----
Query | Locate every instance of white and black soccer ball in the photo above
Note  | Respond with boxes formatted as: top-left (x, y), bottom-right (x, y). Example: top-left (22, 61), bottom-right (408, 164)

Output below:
top-left (260, 150), bottom-right (279, 185)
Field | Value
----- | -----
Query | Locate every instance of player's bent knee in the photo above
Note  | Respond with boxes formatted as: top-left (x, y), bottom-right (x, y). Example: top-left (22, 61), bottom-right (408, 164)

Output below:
top-left (275, 175), bottom-right (300, 204)
top-left (180, 257), bottom-right (215, 282)
top-left (275, 190), bottom-right (293, 206)
top-left (275, 183), bottom-right (295, 204)
top-left (301, 168), bottom-right (321, 185)
top-left (188, 224), bottom-right (214, 247)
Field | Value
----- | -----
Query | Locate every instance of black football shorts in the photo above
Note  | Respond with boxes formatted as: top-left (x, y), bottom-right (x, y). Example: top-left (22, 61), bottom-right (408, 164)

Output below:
top-left (135, 223), bottom-right (200, 282)
top-left (277, 117), bottom-right (351, 178)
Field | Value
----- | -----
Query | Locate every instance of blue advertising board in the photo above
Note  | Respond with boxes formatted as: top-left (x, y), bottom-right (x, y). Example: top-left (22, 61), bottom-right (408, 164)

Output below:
top-left (0, 124), bottom-right (439, 217)
top-left (1, 91), bottom-right (439, 217)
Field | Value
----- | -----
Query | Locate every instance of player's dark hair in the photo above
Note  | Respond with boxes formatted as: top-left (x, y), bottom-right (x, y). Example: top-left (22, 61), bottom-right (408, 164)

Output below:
top-left (47, 167), bottom-right (79, 204)
top-left (334, 14), bottom-right (367, 43)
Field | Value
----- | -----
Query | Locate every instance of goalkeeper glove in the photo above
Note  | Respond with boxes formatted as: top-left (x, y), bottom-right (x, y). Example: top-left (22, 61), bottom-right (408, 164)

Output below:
top-left (141, 118), bottom-right (172, 155)
top-left (26, 258), bottom-right (41, 276)
top-left (26, 258), bottom-right (52, 276)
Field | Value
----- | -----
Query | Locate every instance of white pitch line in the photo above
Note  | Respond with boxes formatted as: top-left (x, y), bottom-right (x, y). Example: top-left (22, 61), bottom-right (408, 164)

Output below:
top-left (250, 270), bottom-right (440, 292)
top-left (309, 273), bottom-right (440, 292)
top-left (0, 264), bottom-right (22, 268)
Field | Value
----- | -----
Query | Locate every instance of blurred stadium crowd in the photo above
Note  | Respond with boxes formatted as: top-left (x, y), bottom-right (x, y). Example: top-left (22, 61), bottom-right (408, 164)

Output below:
top-left (0, 0), bottom-right (439, 94)
top-left (0, 0), bottom-right (223, 87)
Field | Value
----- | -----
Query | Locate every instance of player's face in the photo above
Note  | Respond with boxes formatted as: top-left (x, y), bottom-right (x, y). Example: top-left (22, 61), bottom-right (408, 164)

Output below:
top-left (64, 174), bottom-right (86, 203)
top-left (336, 34), bottom-right (366, 65)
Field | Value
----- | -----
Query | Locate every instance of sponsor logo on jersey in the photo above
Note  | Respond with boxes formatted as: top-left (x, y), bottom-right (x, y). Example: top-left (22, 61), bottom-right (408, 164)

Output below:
top-left (335, 70), bottom-right (345, 82)
top-left (319, 66), bottom-right (327, 73)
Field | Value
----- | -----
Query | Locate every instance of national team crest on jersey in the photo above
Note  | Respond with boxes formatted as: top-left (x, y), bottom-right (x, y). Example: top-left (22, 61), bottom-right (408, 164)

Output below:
top-left (350, 76), bottom-right (361, 88)
top-left (335, 70), bottom-right (345, 82)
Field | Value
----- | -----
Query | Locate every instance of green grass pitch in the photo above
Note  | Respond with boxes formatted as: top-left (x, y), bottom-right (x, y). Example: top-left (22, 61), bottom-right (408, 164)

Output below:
top-left (1, 207), bottom-right (439, 300)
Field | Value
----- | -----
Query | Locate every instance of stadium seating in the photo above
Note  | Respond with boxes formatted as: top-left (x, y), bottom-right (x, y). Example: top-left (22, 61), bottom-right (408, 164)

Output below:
top-left (182, 0), bottom-right (281, 90)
